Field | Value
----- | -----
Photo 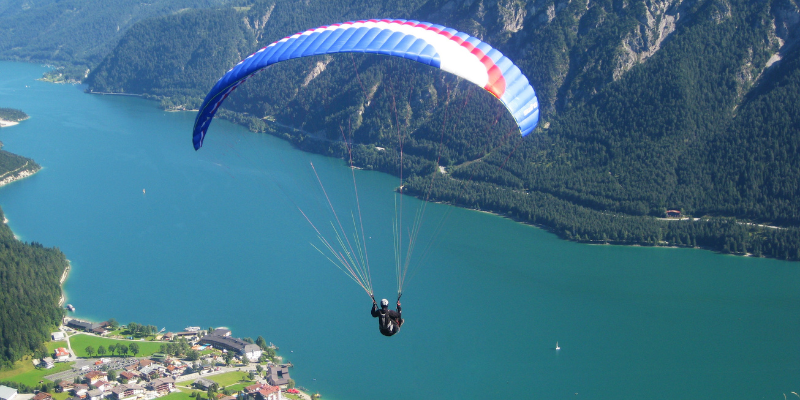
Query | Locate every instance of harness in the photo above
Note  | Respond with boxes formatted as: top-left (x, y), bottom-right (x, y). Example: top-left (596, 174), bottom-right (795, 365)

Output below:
top-left (379, 310), bottom-right (396, 333)
top-left (373, 294), bottom-right (402, 336)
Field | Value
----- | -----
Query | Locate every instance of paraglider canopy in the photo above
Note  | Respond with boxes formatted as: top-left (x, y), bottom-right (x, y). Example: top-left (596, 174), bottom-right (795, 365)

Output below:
top-left (192, 19), bottom-right (539, 150)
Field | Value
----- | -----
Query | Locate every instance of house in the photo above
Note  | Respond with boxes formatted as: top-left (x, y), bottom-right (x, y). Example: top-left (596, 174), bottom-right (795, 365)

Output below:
top-left (138, 359), bottom-right (155, 368)
top-left (137, 365), bottom-right (157, 379)
top-left (55, 347), bottom-right (70, 361)
top-left (93, 381), bottom-right (110, 392)
top-left (67, 320), bottom-right (101, 332)
top-left (52, 332), bottom-right (66, 341)
top-left (84, 371), bottom-right (108, 385)
top-left (166, 364), bottom-right (187, 376)
top-left (86, 390), bottom-right (103, 400)
top-left (162, 333), bottom-right (174, 341)
top-left (71, 384), bottom-right (89, 398)
top-left (0, 386), bottom-right (17, 400)
top-left (119, 371), bottom-right (139, 383)
top-left (193, 379), bottom-right (215, 391)
top-left (244, 384), bottom-right (265, 394)
top-left (256, 386), bottom-right (281, 400)
top-left (148, 377), bottom-right (175, 394)
top-left (666, 209), bottom-right (681, 218)
top-left (244, 384), bottom-right (281, 400)
top-left (91, 327), bottom-right (108, 336)
top-left (266, 365), bottom-right (290, 387)
top-left (110, 385), bottom-right (144, 400)
top-left (41, 357), bottom-right (55, 369)
top-left (172, 332), bottom-right (198, 341)
top-left (57, 381), bottom-right (75, 393)
top-left (199, 332), bottom-right (262, 361)
top-left (33, 392), bottom-right (53, 400)
top-left (211, 328), bottom-right (231, 337)
top-left (148, 353), bottom-right (167, 363)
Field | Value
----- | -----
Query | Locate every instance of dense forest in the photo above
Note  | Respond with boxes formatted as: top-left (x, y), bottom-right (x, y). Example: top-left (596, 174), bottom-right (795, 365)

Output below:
top-left (0, 150), bottom-right (39, 177)
top-left (0, 109), bottom-right (28, 123)
top-left (0, 206), bottom-right (69, 369)
top-left (0, 0), bottom-right (243, 66)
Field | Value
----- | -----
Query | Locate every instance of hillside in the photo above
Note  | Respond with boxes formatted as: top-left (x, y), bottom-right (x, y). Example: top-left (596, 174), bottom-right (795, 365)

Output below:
top-left (0, 205), bottom-right (69, 369)
top-left (0, 109), bottom-right (28, 123)
top-left (84, 0), bottom-right (800, 260)
top-left (0, 0), bottom-right (240, 66)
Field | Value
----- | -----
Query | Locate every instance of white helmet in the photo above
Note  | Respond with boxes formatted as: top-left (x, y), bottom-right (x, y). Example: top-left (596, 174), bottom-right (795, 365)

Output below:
top-left (381, 299), bottom-right (389, 307)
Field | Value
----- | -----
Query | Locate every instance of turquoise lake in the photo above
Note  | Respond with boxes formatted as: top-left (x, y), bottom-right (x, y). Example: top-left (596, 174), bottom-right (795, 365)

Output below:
top-left (1, 61), bottom-right (799, 399)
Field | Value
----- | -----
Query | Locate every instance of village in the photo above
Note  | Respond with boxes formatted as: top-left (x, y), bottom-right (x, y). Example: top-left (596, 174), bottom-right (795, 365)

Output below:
top-left (0, 318), bottom-right (311, 400)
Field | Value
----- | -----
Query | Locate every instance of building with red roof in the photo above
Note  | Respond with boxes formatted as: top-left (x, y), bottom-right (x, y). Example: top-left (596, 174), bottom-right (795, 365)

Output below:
top-left (54, 347), bottom-right (70, 361)
top-left (256, 386), bottom-right (281, 400)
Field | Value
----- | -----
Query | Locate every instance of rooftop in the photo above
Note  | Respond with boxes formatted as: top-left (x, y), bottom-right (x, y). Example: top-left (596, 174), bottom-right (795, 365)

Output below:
top-left (0, 386), bottom-right (18, 400)
top-left (199, 335), bottom-right (260, 354)
top-left (211, 328), bottom-right (231, 337)
top-left (33, 393), bottom-right (52, 400)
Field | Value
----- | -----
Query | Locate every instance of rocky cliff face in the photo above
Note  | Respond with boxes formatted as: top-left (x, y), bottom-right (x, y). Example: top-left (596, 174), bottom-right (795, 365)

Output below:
top-left (771, 0), bottom-right (799, 51)
top-left (497, 0), bottom-right (528, 32)
top-left (613, 0), bottom-right (683, 80)
top-left (243, 3), bottom-right (275, 43)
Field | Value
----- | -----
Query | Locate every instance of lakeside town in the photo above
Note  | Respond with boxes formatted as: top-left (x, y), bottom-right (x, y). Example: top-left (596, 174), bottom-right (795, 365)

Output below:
top-left (0, 317), bottom-right (316, 400)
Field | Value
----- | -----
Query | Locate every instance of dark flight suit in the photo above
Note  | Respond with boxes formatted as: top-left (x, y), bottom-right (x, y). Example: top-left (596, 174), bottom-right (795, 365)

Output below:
top-left (371, 302), bottom-right (402, 336)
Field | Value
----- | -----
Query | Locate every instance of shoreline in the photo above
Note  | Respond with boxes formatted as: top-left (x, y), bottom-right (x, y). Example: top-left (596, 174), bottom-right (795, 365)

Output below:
top-left (0, 119), bottom-right (20, 128)
top-left (433, 198), bottom-right (756, 257)
top-left (0, 161), bottom-right (41, 187)
top-left (86, 90), bottom-right (143, 97)
top-left (58, 260), bottom-right (72, 307)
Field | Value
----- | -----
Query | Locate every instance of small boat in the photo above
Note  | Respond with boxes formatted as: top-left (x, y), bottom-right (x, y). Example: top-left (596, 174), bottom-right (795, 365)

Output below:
top-left (555, 342), bottom-right (560, 350)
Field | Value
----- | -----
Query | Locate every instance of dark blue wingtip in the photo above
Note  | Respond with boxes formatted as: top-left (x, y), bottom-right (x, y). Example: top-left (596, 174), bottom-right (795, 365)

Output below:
top-left (192, 131), bottom-right (203, 150)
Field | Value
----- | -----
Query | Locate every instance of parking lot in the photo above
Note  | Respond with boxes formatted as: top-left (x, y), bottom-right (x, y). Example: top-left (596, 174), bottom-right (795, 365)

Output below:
top-left (44, 357), bottom-right (142, 382)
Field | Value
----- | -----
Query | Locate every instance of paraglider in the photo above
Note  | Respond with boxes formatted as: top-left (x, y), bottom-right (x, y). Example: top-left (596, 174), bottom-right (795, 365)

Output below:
top-left (193, 19), bottom-right (540, 336)
top-left (193, 19), bottom-right (539, 150)
top-left (371, 297), bottom-right (403, 337)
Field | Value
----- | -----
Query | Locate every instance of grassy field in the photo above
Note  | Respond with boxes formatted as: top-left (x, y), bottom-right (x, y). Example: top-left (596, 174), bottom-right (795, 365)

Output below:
top-left (0, 357), bottom-right (74, 387)
top-left (205, 371), bottom-right (252, 387)
top-left (159, 391), bottom-right (195, 400)
top-left (45, 340), bottom-right (68, 354)
top-left (52, 392), bottom-right (71, 400)
top-left (69, 334), bottom-right (163, 357)
top-left (224, 382), bottom-right (252, 393)
top-left (0, 358), bottom-right (37, 381)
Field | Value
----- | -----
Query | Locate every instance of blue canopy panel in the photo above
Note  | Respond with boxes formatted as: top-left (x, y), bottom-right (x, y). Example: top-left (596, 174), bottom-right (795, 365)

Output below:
top-left (193, 19), bottom-right (539, 150)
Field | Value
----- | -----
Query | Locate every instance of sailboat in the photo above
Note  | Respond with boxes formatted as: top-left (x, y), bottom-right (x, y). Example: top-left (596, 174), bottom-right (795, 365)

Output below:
top-left (555, 342), bottom-right (560, 350)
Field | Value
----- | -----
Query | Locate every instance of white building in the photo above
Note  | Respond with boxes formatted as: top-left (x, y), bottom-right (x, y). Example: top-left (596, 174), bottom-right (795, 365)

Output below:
top-left (54, 347), bottom-right (70, 362)
top-left (0, 385), bottom-right (18, 400)
top-left (41, 357), bottom-right (55, 369)
top-left (51, 332), bottom-right (65, 341)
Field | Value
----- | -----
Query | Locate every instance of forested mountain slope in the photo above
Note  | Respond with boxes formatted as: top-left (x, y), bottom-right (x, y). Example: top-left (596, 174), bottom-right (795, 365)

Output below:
top-left (82, 0), bottom-right (800, 261)
top-left (0, 206), bottom-right (69, 369)
top-left (0, 0), bottom-right (238, 65)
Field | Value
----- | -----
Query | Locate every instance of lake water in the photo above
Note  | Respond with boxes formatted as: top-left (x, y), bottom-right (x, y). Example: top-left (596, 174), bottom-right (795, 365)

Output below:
top-left (1, 60), bottom-right (799, 399)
